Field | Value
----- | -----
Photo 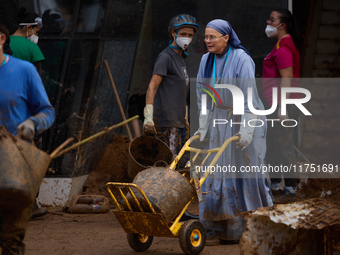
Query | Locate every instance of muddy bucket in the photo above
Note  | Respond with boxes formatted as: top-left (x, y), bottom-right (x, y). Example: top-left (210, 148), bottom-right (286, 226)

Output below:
top-left (127, 167), bottom-right (195, 224)
top-left (128, 135), bottom-right (173, 179)
top-left (0, 128), bottom-right (51, 210)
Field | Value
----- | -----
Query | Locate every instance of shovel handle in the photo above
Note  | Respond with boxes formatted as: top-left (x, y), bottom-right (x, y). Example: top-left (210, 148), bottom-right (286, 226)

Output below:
top-left (51, 115), bottom-right (139, 159)
top-left (50, 137), bottom-right (75, 159)
top-left (104, 60), bottom-right (133, 142)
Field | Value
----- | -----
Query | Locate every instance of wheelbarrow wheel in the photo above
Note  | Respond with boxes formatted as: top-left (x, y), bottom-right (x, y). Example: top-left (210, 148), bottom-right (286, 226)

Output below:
top-left (127, 233), bottom-right (153, 252)
top-left (179, 220), bottom-right (206, 255)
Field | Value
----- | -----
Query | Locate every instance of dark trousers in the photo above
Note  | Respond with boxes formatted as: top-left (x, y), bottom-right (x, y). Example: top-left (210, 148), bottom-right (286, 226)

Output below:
top-left (0, 206), bottom-right (32, 255)
top-left (266, 105), bottom-right (301, 187)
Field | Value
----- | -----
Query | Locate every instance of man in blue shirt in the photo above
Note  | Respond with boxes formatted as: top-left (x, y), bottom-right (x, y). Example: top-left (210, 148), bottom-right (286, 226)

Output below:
top-left (0, 23), bottom-right (55, 254)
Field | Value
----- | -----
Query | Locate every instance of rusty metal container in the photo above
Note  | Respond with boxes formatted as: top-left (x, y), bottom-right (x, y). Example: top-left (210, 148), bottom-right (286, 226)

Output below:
top-left (129, 167), bottom-right (195, 224)
top-left (0, 127), bottom-right (51, 210)
top-left (128, 135), bottom-right (173, 179)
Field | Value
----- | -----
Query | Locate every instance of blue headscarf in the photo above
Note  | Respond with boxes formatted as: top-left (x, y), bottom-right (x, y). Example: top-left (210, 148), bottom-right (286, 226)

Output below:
top-left (203, 19), bottom-right (250, 78)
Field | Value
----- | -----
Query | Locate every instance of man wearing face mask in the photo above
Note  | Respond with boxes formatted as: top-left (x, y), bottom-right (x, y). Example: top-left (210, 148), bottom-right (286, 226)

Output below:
top-left (143, 14), bottom-right (198, 165)
top-left (10, 7), bottom-right (45, 76)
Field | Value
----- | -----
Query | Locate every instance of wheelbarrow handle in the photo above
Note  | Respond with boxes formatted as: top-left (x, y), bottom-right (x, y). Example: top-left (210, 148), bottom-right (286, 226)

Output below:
top-left (199, 135), bottom-right (239, 186)
top-left (169, 135), bottom-right (199, 170)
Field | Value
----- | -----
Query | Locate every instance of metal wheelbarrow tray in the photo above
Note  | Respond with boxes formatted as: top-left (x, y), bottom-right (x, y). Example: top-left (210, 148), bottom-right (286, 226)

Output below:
top-left (106, 135), bottom-right (239, 255)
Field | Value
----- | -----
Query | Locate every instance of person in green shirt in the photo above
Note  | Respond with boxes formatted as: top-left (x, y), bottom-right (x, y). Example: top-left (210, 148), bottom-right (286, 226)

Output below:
top-left (10, 8), bottom-right (44, 75)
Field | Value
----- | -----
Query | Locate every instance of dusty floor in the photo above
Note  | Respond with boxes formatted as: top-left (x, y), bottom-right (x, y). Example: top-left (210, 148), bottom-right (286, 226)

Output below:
top-left (25, 209), bottom-right (240, 255)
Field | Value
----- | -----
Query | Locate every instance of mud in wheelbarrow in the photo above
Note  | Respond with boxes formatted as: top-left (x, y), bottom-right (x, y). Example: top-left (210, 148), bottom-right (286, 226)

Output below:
top-left (107, 135), bottom-right (239, 255)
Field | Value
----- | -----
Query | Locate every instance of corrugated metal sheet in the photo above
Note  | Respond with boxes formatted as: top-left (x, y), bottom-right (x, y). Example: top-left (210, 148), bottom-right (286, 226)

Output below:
top-left (240, 198), bottom-right (340, 255)
top-left (252, 198), bottom-right (340, 229)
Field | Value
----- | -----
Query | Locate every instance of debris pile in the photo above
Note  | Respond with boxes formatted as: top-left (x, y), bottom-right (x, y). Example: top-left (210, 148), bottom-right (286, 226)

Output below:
top-left (83, 135), bottom-right (130, 198)
top-left (297, 178), bottom-right (340, 205)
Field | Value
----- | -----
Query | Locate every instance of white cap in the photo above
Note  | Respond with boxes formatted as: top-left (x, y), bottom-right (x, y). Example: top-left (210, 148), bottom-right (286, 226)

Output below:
top-left (19, 17), bottom-right (43, 28)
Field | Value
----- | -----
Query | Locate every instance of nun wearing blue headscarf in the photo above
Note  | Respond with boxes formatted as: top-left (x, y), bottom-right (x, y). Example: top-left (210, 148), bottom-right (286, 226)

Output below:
top-left (194, 19), bottom-right (273, 243)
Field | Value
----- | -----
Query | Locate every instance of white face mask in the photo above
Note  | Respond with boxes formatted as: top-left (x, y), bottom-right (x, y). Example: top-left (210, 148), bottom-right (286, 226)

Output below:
top-left (265, 23), bottom-right (282, 38)
top-left (28, 34), bottom-right (39, 44)
top-left (27, 27), bottom-right (39, 44)
top-left (175, 36), bottom-right (192, 51)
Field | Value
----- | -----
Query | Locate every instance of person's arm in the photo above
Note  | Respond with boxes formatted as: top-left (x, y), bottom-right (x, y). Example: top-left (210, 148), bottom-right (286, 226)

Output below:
top-left (279, 66), bottom-right (293, 99)
top-left (275, 45), bottom-right (294, 121)
top-left (145, 74), bottom-right (163, 104)
top-left (17, 64), bottom-right (55, 140)
top-left (235, 55), bottom-right (257, 149)
top-left (143, 74), bottom-right (163, 134)
top-left (27, 65), bottom-right (55, 133)
top-left (277, 66), bottom-right (294, 121)
top-left (194, 56), bottom-right (212, 142)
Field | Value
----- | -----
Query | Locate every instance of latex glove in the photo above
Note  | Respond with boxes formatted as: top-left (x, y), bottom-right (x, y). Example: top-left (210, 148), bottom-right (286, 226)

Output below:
top-left (143, 104), bottom-right (156, 135)
top-left (277, 107), bottom-right (289, 122)
top-left (235, 112), bottom-right (256, 150)
top-left (194, 110), bottom-right (211, 142)
top-left (17, 118), bottom-right (35, 140)
top-left (184, 106), bottom-right (190, 140)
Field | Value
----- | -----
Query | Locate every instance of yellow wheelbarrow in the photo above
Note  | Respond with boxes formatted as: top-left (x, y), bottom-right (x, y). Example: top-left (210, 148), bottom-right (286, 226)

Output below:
top-left (106, 135), bottom-right (239, 255)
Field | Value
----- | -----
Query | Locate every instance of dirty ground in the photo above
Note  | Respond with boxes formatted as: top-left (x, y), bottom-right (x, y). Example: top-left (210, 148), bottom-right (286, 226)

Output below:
top-left (24, 210), bottom-right (240, 255)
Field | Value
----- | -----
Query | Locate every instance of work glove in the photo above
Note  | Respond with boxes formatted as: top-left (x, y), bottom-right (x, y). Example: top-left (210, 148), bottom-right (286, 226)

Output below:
top-left (277, 107), bottom-right (289, 122)
top-left (17, 118), bottom-right (35, 140)
top-left (235, 112), bottom-right (256, 150)
top-left (194, 110), bottom-right (211, 142)
top-left (184, 106), bottom-right (190, 140)
top-left (143, 104), bottom-right (156, 135)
